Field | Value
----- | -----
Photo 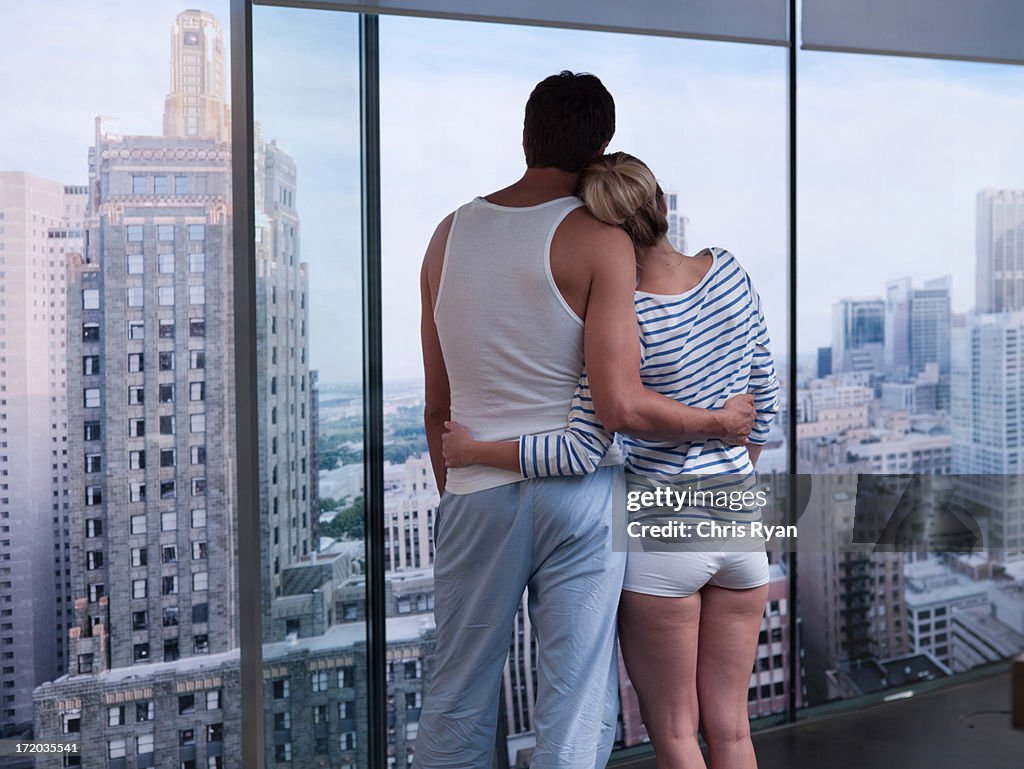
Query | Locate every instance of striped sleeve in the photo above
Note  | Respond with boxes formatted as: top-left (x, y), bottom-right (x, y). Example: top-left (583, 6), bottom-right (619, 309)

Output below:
top-left (746, 283), bottom-right (779, 445)
top-left (518, 371), bottom-right (614, 478)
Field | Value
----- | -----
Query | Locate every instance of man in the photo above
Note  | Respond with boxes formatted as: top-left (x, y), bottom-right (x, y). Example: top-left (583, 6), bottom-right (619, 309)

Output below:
top-left (415, 71), bottom-right (755, 769)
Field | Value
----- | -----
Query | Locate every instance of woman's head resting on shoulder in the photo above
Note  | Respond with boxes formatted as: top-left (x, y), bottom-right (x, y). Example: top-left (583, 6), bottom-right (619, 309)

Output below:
top-left (578, 152), bottom-right (668, 249)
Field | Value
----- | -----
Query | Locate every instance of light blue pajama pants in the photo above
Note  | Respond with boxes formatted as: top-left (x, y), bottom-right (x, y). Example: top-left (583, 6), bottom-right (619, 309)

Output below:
top-left (411, 465), bottom-right (627, 769)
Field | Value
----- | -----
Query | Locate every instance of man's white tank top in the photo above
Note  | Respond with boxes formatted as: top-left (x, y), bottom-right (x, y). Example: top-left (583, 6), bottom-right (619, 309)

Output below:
top-left (434, 195), bottom-right (620, 494)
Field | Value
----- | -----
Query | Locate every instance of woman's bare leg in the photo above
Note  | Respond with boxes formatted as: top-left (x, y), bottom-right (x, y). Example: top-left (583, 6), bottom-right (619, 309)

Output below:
top-left (618, 590), bottom-right (706, 769)
top-left (695, 584), bottom-right (769, 769)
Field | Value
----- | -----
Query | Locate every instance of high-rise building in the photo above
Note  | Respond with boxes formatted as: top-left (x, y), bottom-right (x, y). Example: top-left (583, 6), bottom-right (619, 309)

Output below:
top-left (831, 298), bottom-right (885, 373)
top-left (885, 276), bottom-right (951, 380)
top-left (33, 11), bottom-right (242, 766)
top-left (816, 346), bottom-right (832, 378)
top-left (254, 126), bottom-right (315, 617)
top-left (163, 10), bottom-right (231, 144)
top-left (664, 190), bottom-right (688, 254)
top-left (976, 189), bottom-right (1024, 314)
top-left (951, 311), bottom-right (1024, 562)
top-left (0, 173), bottom-right (85, 735)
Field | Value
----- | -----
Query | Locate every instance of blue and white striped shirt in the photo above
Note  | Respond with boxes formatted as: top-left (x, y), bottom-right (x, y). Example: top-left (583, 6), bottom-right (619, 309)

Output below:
top-left (518, 248), bottom-right (779, 480)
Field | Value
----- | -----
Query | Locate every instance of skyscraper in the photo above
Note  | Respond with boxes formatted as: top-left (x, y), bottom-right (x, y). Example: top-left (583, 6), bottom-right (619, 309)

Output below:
top-left (831, 298), bottom-right (885, 373)
top-left (951, 311), bottom-right (1024, 562)
top-left (34, 11), bottom-right (242, 767)
top-left (0, 173), bottom-right (85, 736)
top-left (664, 189), bottom-right (688, 254)
top-left (885, 276), bottom-right (951, 380)
top-left (976, 189), bottom-right (1024, 314)
top-left (163, 10), bottom-right (231, 144)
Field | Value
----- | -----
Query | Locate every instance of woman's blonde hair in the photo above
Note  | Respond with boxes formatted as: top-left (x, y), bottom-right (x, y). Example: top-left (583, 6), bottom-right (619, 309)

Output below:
top-left (578, 152), bottom-right (668, 248)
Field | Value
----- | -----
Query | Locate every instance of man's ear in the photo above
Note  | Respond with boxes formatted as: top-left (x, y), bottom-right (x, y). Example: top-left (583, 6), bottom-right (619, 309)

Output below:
top-left (596, 141), bottom-right (609, 156)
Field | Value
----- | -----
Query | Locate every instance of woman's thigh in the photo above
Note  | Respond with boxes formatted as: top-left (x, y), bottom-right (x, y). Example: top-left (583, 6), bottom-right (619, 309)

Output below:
top-left (618, 589), bottom-right (702, 742)
top-left (694, 583), bottom-right (769, 737)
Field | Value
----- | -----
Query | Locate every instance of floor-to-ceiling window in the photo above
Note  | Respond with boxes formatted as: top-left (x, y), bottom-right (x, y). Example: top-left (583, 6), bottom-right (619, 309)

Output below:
top-left (795, 47), bottom-right (1024, 705)
top-left (253, 6), bottom-right (371, 768)
top-left (377, 15), bottom-right (790, 758)
top-left (2, 2), bottom-right (241, 767)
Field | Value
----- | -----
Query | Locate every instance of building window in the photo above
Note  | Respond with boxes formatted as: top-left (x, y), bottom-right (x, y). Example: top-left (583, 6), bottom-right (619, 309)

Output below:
top-left (272, 679), bottom-right (289, 700)
top-left (159, 252), bottom-right (175, 274)
top-left (159, 286), bottom-right (175, 305)
top-left (206, 722), bottom-right (222, 742)
top-left (159, 318), bottom-right (175, 338)
top-left (191, 541), bottom-right (207, 560)
top-left (77, 655), bottom-right (94, 675)
top-left (131, 176), bottom-right (147, 195)
top-left (164, 639), bottom-right (179, 662)
top-left (190, 381), bottom-right (206, 401)
top-left (136, 701), bottom-right (154, 722)
top-left (128, 320), bottom-right (145, 340)
top-left (174, 175), bottom-right (188, 195)
top-left (160, 511), bottom-right (177, 531)
top-left (85, 517), bottom-right (103, 537)
top-left (191, 478), bottom-right (206, 496)
top-left (162, 545), bottom-right (178, 563)
top-left (159, 415), bottom-right (175, 435)
top-left (85, 486), bottom-right (102, 506)
top-left (153, 175), bottom-right (169, 195)
top-left (130, 515), bottom-right (146, 535)
top-left (194, 634), bottom-right (209, 654)
top-left (127, 253), bottom-right (144, 274)
top-left (88, 584), bottom-right (105, 603)
top-left (128, 353), bottom-right (145, 373)
top-left (313, 704), bottom-right (328, 724)
top-left (190, 350), bottom-right (206, 369)
top-left (206, 689), bottom-right (221, 710)
top-left (129, 418), bottom-right (145, 437)
top-left (107, 706), bottom-right (124, 727)
top-left (191, 508), bottom-right (206, 528)
top-left (190, 446), bottom-right (206, 465)
top-left (129, 482), bottom-right (145, 502)
top-left (338, 700), bottom-right (354, 720)
top-left (162, 575), bottom-right (178, 595)
top-left (192, 572), bottom-right (208, 591)
top-left (126, 224), bottom-right (144, 242)
top-left (311, 670), bottom-right (328, 692)
top-left (86, 551), bottom-right (103, 570)
top-left (160, 480), bottom-right (176, 500)
top-left (178, 694), bottom-right (195, 715)
top-left (82, 322), bottom-right (100, 341)
top-left (162, 608), bottom-right (179, 630)
top-left (127, 286), bottom-right (144, 307)
top-left (83, 388), bottom-right (100, 408)
top-left (159, 383), bottom-right (175, 404)
top-left (131, 548), bottom-right (147, 568)
top-left (84, 421), bottom-right (101, 441)
top-left (275, 743), bottom-right (292, 763)
top-left (159, 353), bottom-right (175, 373)
top-left (189, 252), bottom-right (205, 273)
top-left (131, 579), bottom-right (146, 599)
top-left (129, 450), bottom-right (145, 470)
top-left (189, 285), bottom-right (205, 305)
top-left (157, 224), bottom-right (174, 242)
top-left (108, 738), bottom-right (127, 760)
top-left (85, 455), bottom-right (102, 474)
top-left (188, 224), bottom-right (205, 241)
top-left (340, 733), bottom-right (356, 751)
top-left (82, 289), bottom-right (99, 310)
top-left (190, 413), bottom-right (205, 433)
top-left (83, 355), bottom-right (100, 376)
top-left (160, 448), bottom-right (176, 467)
top-left (128, 386), bottom-right (144, 405)
top-left (189, 318), bottom-right (206, 338)
top-left (137, 733), bottom-right (154, 755)
top-left (338, 667), bottom-right (354, 689)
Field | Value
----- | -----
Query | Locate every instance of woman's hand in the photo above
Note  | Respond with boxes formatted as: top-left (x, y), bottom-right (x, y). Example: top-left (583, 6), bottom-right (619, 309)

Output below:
top-left (442, 421), bottom-right (477, 468)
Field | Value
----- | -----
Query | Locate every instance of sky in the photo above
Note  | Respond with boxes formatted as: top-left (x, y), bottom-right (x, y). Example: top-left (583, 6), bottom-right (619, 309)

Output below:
top-left (2, 2), bottom-right (1023, 384)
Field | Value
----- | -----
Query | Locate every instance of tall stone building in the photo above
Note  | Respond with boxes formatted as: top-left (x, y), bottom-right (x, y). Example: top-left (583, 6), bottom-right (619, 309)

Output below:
top-left (0, 173), bottom-right (85, 735)
top-left (34, 10), bottom-right (241, 767)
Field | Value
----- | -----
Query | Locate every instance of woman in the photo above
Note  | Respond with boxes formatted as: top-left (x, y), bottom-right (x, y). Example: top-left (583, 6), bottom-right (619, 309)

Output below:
top-left (442, 152), bottom-right (779, 769)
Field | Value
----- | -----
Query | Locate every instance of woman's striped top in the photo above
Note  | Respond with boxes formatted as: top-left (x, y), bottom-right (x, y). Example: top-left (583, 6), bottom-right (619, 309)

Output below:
top-left (517, 247), bottom-right (779, 482)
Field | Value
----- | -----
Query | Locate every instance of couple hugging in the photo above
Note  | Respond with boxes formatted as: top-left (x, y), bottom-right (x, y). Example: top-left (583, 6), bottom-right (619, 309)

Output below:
top-left (414, 70), bottom-right (778, 769)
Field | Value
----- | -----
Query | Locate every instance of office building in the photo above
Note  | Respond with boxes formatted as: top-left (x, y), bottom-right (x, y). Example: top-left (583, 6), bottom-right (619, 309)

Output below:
top-left (832, 298), bottom-right (885, 373)
top-left (976, 189), bottom-right (1024, 314)
top-left (0, 174), bottom-right (85, 735)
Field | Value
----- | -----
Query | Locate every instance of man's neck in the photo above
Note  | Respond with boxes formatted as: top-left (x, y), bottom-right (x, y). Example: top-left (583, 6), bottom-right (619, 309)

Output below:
top-left (485, 167), bottom-right (581, 207)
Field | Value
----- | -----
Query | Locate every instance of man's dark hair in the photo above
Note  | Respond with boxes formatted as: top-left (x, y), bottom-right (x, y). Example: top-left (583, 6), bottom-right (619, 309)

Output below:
top-left (523, 71), bottom-right (615, 173)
